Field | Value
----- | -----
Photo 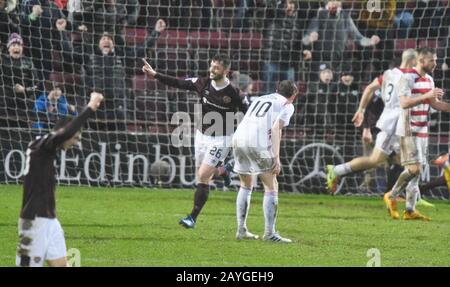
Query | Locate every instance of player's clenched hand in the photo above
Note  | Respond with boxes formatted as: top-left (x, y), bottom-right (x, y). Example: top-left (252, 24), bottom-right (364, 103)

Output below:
top-left (303, 50), bottom-right (312, 61)
top-left (352, 110), bottom-right (364, 127)
top-left (370, 35), bottom-right (380, 46)
top-left (32, 5), bottom-right (43, 17)
top-left (78, 24), bottom-right (88, 32)
top-left (14, 84), bottom-right (25, 94)
top-left (154, 19), bottom-right (166, 33)
top-left (425, 88), bottom-right (444, 101)
top-left (56, 18), bottom-right (67, 31)
top-left (88, 92), bottom-right (104, 111)
top-left (142, 58), bottom-right (156, 77)
top-left (309, 32), bottom-right (319, 43)
top-left (273, 158), bottom-right (281, 176)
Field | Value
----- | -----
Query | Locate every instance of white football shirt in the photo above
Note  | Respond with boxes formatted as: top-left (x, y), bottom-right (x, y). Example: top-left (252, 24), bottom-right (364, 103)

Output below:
top-left (396, 69), bottom-right (434, 137)
top-left (233, 93), bottom-right (295, 149)
top-left (376, 67), bottom-right (409, 133)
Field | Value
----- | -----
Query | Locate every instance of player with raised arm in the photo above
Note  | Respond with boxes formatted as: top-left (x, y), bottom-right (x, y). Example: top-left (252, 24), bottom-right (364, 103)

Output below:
top-left (16, 92), bottom-right (104, 267)
top-left (142, 55), bottom-right (247, 228)
top-left (326, 49), bottom-right (417, 194)
top-left (232, 80), bottom-right (297, 242)
top-left (384, 47), bottom-right (450, 221)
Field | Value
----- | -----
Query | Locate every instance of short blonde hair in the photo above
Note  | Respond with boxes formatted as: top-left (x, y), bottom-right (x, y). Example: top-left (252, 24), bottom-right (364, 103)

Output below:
top-left (401, 48), bottom-right (417, 65)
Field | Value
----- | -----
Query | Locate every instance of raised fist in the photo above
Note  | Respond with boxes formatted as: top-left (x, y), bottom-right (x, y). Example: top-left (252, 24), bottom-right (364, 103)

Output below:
top-left (303, 50), bottom-right (312, 61)
top-left (32, 5), bottom-right (43, 17)
top-left (371, 35), bottom-right (380, 46)
top-left (309, 32), bottom-right (319, 43)
top-left (56, 19), bottom-right (67, 31)
top-left (155, 19), bottom-right (166, 33)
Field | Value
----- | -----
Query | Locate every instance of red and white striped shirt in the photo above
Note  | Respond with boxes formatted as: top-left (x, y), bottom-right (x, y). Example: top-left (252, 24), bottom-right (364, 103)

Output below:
top-left (396, 69), bottom-right (434, 138)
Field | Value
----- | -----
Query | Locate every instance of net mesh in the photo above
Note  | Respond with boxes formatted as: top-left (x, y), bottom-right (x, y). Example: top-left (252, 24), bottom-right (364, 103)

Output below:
top-left (0, 0), bottom-right (449, 199)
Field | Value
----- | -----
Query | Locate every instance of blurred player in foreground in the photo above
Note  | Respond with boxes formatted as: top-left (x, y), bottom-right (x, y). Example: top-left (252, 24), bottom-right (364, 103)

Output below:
top-left (16, 92), bottom-right (103, 267)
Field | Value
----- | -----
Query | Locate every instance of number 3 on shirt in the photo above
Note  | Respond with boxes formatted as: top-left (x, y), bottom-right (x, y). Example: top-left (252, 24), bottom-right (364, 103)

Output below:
top-left (385, 83), bottom-right (394, 103)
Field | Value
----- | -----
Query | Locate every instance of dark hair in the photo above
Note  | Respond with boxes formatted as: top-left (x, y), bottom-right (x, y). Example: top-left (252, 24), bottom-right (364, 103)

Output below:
top-left (97, 32), bottom-right (115, 48)
top-left (53, 116), bottom-right (73, 131)
top-left (100, 32), bottom-right (114, 42)
top-left (277, 80), bottom-right (297, 98)
top-left (389, 57), bottom-right (401, 69)
top-left (45, 80), bottom-right (64, 93)
top-left (417, 47), bottom-right (436, 57)
top-left (211, 53), bottom-right (231, 69)
top-left (287, 0), bottom-right (299, 9)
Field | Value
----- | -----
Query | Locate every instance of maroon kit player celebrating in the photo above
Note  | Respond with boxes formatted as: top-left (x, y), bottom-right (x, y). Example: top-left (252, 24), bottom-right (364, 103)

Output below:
top-left (16, 92), bottom-right (104, 267)
top-left (142, 54), bottom-right (247, 228)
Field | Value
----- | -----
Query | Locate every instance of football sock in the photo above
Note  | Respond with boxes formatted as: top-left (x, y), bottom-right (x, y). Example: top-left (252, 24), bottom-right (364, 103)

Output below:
top-left (191, 183), bottom-right (210, 221)
top-left (236, 186), bottom-right (252, 231)
top-left (334, 163), bottom-right (352, 177)
top-left (390, 169), bottom-right (415, 200)
top-left (405, 177), bottom-right (420, 212)
top-left (263, 190), bottom-right (278, 235)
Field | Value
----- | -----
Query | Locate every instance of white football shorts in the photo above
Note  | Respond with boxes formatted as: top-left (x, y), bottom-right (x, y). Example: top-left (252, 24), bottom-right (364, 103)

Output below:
top-left (194, 130), bottom-right (232, 168)
top-left (16, 217), bottom-right (67, 267)
top-left (375, 130), bottom-right (400, 156)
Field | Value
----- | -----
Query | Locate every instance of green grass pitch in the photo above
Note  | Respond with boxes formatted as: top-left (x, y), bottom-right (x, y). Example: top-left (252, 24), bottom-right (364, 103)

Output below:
top-left (1, 184), bottom-right (449, 266)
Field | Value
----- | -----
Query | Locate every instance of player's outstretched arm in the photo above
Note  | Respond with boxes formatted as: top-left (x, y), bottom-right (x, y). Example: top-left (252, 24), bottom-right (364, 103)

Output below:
top-left (430, 92), bottom-right (450, 112)
top-left (352, 77), bottom-right (380, 127)
top-left (400, 88), bottom-right (444, 109)
top-left (142, 58), bottom-right (197, 91)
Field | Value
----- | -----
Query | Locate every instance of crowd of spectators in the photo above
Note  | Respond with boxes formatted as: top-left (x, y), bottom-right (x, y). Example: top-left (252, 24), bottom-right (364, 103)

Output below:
top-left (0, 0), bottom-right (449, 135)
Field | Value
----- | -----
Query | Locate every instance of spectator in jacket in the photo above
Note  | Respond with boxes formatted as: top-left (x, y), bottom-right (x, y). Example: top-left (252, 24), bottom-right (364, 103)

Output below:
top-left (301, 63), bottom-right (337, 133)
top-left (70, 0), bottom-right (140, 49)
top-left (20, 0), bottom-right (70, 82)
top-left (331, 67), bottom-right (360, 133)
top-left (261, 0), bottom-right (303, 94)
top-left (0, 0), bottom-right (20, 52)
top-left (0, 33), bottom-right (38, 127)
top-left (302, 0), bottom-right (380, 78)
top-left (32, 81), bottom-right (77, 129)
top-left (82, 19), bottom-right (166, 130)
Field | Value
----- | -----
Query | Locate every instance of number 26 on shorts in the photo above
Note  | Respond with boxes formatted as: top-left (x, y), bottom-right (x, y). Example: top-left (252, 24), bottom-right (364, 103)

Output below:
top-left (209, 147), bottom-right (222, 159)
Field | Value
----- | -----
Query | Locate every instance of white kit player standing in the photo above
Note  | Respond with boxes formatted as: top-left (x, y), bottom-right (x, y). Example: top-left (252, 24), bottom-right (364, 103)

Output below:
top-left (232, 80), bottom-right (297, 243)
